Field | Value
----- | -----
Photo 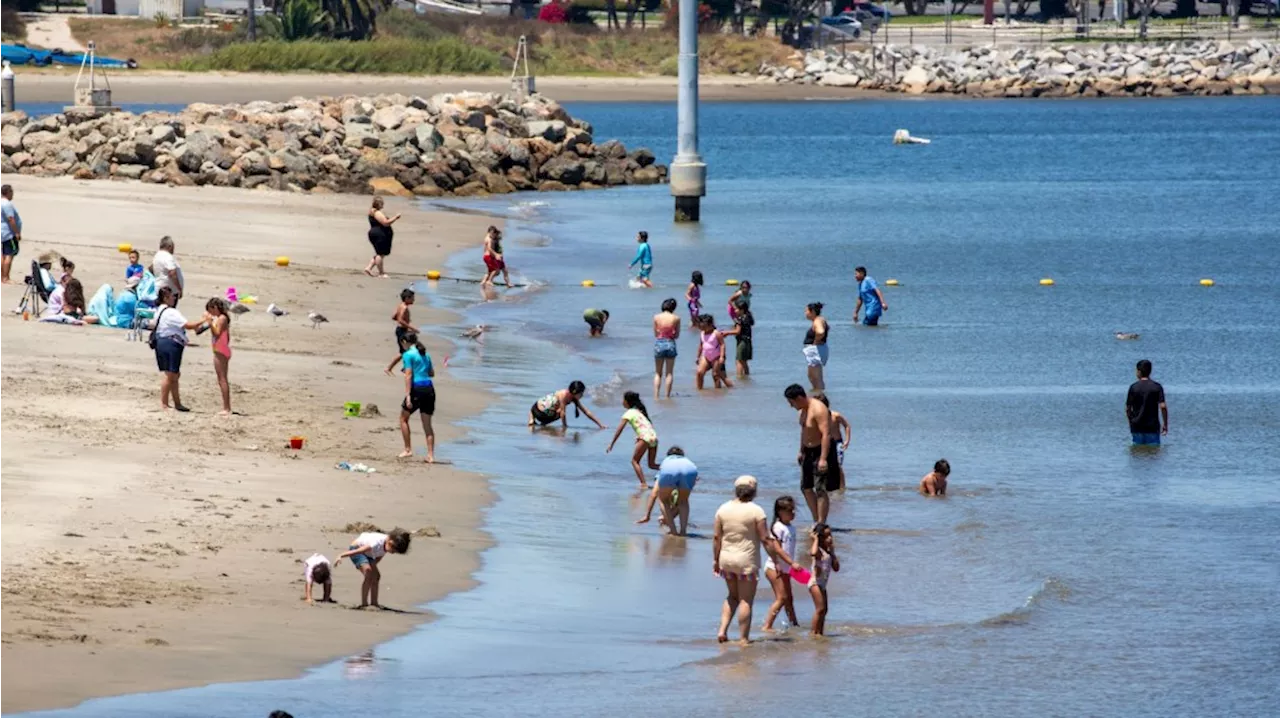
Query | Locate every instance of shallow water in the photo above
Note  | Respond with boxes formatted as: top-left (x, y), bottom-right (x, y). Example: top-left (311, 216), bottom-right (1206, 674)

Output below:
top-left (25, 97), bottom-right (1280, 717)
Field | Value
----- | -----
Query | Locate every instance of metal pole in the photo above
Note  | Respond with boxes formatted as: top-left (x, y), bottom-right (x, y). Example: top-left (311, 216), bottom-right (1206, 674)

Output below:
top-left (670, 0), bottom-right (706, 222)
top-left (945, 0), bottom-right (952, 44)
top-left (248, 0), bottom-right (257, 41)
top-left (1, 61), bottom-right (14, 113)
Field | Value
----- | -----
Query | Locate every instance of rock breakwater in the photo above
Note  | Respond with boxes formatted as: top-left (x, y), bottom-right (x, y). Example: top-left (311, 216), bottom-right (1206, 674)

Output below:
top-left (761, 39), bottom-right (1280, 97)
top-left (0, 92), bottom-right (667, 195)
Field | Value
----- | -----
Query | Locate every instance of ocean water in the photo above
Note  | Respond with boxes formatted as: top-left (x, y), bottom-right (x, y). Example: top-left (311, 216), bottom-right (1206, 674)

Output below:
top-left (23, 97), bottom-right (1280, 717)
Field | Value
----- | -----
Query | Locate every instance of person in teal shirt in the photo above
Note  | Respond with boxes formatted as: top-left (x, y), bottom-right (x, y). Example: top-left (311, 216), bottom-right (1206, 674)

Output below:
top-left (397, 332), bottom-right (436, 463)
top-left (629, 230), bottom-right (653, 287)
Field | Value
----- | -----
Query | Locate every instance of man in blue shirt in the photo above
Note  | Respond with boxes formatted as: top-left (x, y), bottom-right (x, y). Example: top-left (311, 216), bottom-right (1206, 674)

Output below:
top-left (398, 334), bottom-right (437, 463)
top-left (1, 184), bottom-right (22, 284)
top-left (853, 266), bottom-right (887, 326)
top-left (636, 446), bottom-right (697, 535)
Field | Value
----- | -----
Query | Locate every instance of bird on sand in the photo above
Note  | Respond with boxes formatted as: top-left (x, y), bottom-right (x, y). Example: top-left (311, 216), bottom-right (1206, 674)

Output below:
top-left (308, 311), bottom-right (329, 329)
top-left (228, 302), bottom-right (251, 315)
top-left (1114, 332), bottom-right (1140, 340)
top-left (267, 303), bottom-right (288, 321)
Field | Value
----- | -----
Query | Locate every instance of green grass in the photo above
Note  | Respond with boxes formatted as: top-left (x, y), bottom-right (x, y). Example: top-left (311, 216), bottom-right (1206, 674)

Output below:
top-left (888, 14), bottom-right (976, 25)
top-left (175, 37), bottom-right (504, 74)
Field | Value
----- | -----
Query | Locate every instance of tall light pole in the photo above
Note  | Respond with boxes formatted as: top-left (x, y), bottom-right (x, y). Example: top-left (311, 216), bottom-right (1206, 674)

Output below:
top-left (670, 0), bottom-right (706, 223)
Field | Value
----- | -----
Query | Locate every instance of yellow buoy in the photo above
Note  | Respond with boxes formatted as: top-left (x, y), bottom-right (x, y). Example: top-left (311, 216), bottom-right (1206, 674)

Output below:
top-left (275, 256), bottom-right (290, 267)
top-left (885, 278), bottom-right (899, 287)
top-left (1039, 278), bottom-right (1055, 286)
top-left (725, 279), bottom-right (739, 286)
top-left (581, 280), bottom-right (595, 288)
top-left (117, 243), bottom-right (132, 253)
top-left (1199, 278), bottom-right (1214, 287)
top-left (426, 270), bottom-right (441, 280)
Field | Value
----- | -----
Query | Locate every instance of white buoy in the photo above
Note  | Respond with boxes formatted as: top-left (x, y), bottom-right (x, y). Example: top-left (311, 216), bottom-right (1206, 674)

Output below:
top-left (893, 129), bottom-right (931, 145)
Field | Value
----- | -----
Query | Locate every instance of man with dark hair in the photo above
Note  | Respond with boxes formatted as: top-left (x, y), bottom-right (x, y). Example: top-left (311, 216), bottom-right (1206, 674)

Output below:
top-left (1126, 359), bottom-right (1167, 445)
top-left (853, 266), bottom-right (886, 326)
top-left (785, 384), bottom-right (833, 523)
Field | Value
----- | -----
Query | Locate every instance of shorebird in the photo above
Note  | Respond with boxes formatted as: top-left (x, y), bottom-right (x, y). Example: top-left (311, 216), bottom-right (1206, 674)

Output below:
top-left (308, 311), bottom-right (329, 329)
top-left (460, 324), bottom-right (490, 341)
top-left (228, 302), bottom-right (251, 315)
top-left (267, 303), bottom-right (288, 321)
top-left (1114, 332), bottom-right (1140, 340)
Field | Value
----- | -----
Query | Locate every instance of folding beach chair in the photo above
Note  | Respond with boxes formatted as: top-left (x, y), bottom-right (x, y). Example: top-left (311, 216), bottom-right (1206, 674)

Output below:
top-left (15, 259), bottom-right (51, 317)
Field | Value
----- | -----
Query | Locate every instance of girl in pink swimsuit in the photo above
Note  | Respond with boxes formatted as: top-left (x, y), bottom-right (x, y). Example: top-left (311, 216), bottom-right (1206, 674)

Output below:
top-left (206, 298), bottom-right (233, 415)
top-left (695, 315), bottom-right (733, 391)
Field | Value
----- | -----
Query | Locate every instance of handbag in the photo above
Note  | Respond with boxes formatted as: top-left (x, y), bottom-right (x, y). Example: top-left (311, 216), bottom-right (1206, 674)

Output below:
top-left (148, 306), bottom-right (168, 350)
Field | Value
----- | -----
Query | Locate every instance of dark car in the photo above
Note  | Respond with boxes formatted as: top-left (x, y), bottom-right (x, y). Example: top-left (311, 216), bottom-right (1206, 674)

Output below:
top-left (843, 1), bottom-right (891, 21)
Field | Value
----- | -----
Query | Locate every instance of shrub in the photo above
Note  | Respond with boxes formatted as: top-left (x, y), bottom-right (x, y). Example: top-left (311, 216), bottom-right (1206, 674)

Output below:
top-left (176, 37), bottom-right (503, 73)
top-left (1, 7), bottom-right (26, 41)
top-left (261, 0), bottom-right (331, 41)
top-left (538, 0), bottom-right (569, 23)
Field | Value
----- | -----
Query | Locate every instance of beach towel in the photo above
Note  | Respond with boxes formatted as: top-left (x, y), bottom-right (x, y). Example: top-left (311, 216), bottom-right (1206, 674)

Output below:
top-left (136, 270), bottom-right (158, 307)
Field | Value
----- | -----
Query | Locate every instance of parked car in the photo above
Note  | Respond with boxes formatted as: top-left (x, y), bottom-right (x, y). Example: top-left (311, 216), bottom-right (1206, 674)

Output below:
top-left (821, 12), bottom-right (864, 38)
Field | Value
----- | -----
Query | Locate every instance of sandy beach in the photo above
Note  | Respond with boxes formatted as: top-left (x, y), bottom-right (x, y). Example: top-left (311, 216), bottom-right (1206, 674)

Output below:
top-left (0, 177), bottom-right (498, 713)
top-left (14, 71), bottom-right (893, 105)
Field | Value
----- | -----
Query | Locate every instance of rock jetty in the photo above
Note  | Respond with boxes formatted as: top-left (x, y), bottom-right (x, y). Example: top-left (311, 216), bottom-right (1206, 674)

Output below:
top-left (761, 39), bottom-right (1280, 97)
top-left (0, 92), bottom-right (667, 195)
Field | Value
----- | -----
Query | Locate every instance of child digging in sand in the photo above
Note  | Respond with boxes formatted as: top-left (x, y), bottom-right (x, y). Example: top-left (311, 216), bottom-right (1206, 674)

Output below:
top-left (335, 528), bottom-right (412, 609)
top-left (302, 553), bottom-right (334, 605)
top-left (607, 391), bottom-right (660, 488)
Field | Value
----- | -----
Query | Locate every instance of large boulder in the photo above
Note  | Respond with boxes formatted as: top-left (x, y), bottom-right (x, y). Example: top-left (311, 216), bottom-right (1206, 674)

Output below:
top-left (343, 123), bottom-right (380, 149)
top-left (526, 120), bottom-right (567, 142)
top-left (372, 105), bottom-right (410, 131)
top-left (368, 176), bottom-right (412, 197)
top-left (414, 123), bottom-right (443, 153)
top-left (538, 156), bottom-right (585, 185)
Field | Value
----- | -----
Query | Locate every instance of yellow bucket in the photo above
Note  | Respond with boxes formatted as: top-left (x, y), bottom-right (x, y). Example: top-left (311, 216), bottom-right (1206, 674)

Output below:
top-left (275, 256), bottom-right (290, 267)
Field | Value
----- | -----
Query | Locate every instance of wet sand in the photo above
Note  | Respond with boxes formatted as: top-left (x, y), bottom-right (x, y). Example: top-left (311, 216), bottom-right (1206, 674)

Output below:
top-left (15, 71), bottom-right (895, 105)
top-left (0, 177), bottom-right (497, 713)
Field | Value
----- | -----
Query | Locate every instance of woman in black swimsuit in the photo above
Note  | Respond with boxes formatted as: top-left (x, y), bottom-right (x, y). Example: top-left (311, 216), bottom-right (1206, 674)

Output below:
top-left (803, 302), bottom-right (830, 395)
top-left (364, 197), bottom-right (401, 278)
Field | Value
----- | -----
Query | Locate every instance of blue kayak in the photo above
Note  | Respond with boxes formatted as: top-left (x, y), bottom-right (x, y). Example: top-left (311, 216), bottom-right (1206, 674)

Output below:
top-left (2, 43), bottom-right (135, 68)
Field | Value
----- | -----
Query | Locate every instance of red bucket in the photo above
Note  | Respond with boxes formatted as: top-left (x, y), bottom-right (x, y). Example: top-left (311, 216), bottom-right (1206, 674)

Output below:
top-left (289, 436), bottom-right (305, 450)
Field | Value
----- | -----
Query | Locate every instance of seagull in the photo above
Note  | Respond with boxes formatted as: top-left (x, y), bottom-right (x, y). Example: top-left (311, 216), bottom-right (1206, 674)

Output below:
top-left (460, 324), bottom-right (490, 341)
top-left (228, 302), bottom-right (251, 315)
top-left (1114, 332), bottom-right (1140, 340)
top-left (267, 303), bottom-right (288, 321)
top-left (308, 311), bottom-right (329, 329)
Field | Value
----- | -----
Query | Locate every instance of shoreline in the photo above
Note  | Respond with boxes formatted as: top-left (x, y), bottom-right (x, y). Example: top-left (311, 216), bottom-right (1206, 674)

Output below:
top-left (0, 177), bottom-right (502, 713)
top-left (11, 72), bottom-right (899, 104)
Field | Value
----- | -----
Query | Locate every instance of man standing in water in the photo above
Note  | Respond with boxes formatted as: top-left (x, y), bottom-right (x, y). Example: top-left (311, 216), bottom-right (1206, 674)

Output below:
top-left (853, 266), bottom-right (887, 326)
top-left (1126, 359), bottom-right (1168, 445)
top-left (785, 384), bottom-right (834, 524)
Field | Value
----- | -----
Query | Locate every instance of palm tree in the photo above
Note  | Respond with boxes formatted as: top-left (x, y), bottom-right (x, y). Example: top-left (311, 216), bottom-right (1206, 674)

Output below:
top-left (321, 0), bottom-right (394, 40)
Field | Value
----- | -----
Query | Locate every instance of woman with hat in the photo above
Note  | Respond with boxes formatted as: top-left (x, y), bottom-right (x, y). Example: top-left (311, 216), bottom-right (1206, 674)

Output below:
top-left (713, 475), bottom-right (799, 644)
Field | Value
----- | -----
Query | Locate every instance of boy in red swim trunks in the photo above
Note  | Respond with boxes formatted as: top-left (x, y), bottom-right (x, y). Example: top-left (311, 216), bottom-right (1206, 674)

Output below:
top-left (481, 226), bottom-right (510, 288)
